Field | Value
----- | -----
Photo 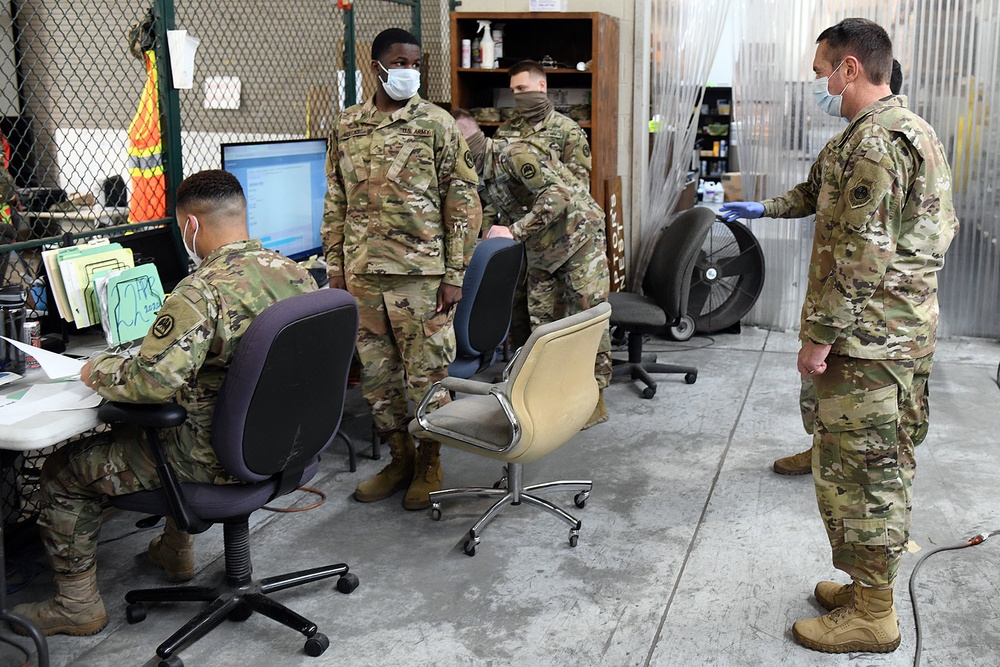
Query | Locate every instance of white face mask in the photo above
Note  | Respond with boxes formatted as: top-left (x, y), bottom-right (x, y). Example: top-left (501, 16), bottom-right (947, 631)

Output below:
top-left (378, 62), bottom-right (420, 101)
top-left (813, 60), bottom-right (850, 118)
top-left (182, 217), bottom-right (202, 268)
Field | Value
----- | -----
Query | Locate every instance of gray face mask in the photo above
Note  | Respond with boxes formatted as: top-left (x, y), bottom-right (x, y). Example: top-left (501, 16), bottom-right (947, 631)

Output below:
top-left (513, 91), bottom-right (552, 125)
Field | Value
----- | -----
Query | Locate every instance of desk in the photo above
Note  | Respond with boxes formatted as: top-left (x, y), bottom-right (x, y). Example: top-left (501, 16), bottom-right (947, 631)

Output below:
top-left (24, 206), bottom-right (128, 239)
top-left (1, 367), bottom-right (102, 667)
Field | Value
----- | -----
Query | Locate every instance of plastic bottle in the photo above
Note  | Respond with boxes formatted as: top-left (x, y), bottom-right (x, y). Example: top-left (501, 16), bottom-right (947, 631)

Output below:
top-left (477, 20), bottom-right (495, 70)
top-left (461, 39), bottom-right (471, 68)
top-left (492, 23), bottom-right (504, 63)
top-left (471, 34), bottom-right (481, 68)
top-left (0, 286), bottom-right (27, 375)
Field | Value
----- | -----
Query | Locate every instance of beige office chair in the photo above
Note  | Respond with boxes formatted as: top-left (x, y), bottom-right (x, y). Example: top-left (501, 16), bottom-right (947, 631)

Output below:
top-left (410, 302), bottom-right (611, 556)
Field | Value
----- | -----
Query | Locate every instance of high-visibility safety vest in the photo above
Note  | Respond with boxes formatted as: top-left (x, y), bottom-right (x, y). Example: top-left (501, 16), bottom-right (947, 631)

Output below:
top-left (128, 49), bottom-right (166, 222)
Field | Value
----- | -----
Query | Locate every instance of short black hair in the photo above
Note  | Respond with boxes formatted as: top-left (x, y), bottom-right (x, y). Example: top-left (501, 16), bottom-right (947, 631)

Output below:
top-left (890, 59), bottom-right (902, 94)
top-left (372, 28), bottom-right (420, 62)
top-left (175, 169), bottom-right (245, 210)
top-left (508, 60), bottom-right (547, 80)
top-left (817, 18), bottom-right (893, 86)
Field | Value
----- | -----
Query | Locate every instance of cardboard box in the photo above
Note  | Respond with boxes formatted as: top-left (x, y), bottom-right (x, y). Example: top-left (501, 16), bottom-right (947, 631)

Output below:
top-left (722, 172), bottom-right (767, 201)
top-left (721, 173), bottom-right (743, 202)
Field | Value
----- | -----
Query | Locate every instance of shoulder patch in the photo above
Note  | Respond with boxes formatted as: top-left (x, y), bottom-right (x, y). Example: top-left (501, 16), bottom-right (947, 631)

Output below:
top-left (848, 179), bottom-right (875, 209)
top-left (151, 314), bottom-right (174, 339)
top-left (582, 144), bottom-right (591, 158)
top-left (464, 149), bottom-right (474, 169)
top-left (520, 161), bottom-right (538, 180)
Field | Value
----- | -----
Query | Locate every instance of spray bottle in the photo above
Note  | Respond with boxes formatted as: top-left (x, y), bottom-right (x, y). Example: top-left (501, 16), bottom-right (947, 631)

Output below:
top-left (477, 20), bottom-right (495, 70)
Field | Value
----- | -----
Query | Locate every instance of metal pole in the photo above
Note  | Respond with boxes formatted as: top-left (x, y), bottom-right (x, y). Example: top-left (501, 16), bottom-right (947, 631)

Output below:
top-left (152, 0), bottom-right (183, 220)
top-left (344, 5), bottom-right (356, 107)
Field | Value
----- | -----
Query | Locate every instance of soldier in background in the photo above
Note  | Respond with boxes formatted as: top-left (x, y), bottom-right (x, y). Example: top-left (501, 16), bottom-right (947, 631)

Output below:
top-left (497, 59), bottom-right (592, 190)
top-left (12, 170), bottom-right (316, 636)
top-left (323, 29), bottom-right (482, 511)
top-left (721, 20), bottom-right (957, 654)
top-left (453, 108), bottom-right (611, 428)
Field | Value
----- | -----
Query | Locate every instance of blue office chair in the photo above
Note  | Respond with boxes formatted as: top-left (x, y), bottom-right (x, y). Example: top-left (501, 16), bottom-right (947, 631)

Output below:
top-left (99, 288), bottom-right (359, 667)
top-left (450, 237), bottom-right (523, 379)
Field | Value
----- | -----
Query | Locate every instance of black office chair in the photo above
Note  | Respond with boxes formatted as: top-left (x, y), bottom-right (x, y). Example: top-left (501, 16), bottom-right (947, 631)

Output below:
top-left (450, 237), bottom-right (523, 379)
top-left (607, 206), bottom-right (715, 398)
top-left (99, 289), bottom-right (360, 667)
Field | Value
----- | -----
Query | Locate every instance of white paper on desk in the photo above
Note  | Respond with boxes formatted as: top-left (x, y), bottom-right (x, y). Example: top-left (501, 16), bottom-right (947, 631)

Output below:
top-left (0, 337), bottom-right (87, 379)
top-left (0, 380), bottom-right (100, 425)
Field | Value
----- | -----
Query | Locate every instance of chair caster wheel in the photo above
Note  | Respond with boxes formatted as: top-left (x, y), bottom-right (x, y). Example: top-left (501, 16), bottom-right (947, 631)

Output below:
top-left (304, 632), bottom-right (330, 657)
top-left (430, 504), bottom-right (442, 521)
top-left (228, 604), bottom-right (252, 622)
top-left (336, 572), bottom-right (360, 594)
top-left (574, 491), bottom-right (589, 509)
top-left (463, 539), bottom-right (477, 557)
top-left (126, 603), bottom-right (146, 624)
top-left (642, 385), bottom-right (656, 399)
top-left (685, 372), bottom-right (697, 384)
top-left (159, 655), bottom-right (183, 667)
top-left (569, 532), bottom-right (579, 547)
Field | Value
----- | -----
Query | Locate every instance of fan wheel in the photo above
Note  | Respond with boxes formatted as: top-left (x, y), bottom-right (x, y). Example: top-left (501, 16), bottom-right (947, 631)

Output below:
top-left (688, 218), bottom-right (765, 333)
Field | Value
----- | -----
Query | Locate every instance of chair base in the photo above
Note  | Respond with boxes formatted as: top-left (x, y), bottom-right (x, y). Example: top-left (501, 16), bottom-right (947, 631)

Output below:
top-left (429, 463), bottom-right (592, 557)
top-left (125, 521), bottom-right (359, 664)
top-left (612, 331), bottom-right (697, 398)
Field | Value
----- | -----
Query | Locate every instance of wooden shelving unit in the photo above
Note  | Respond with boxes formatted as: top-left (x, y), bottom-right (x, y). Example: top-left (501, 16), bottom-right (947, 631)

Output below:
top-left (450, 12), bottom-right (619, 206)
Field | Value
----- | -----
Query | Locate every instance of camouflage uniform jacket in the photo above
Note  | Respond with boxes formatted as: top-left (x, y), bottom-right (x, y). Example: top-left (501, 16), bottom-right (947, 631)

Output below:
top-left (762, 96), bottom-right (958, 359)
top-left (87, 239), bottom-right (316, 480)
top-left (496, 109), bottom-right (592, 189)
top-left (322, 95), bottom-right (482, 287)
top-left (480, 139), bottom-right (605, 273)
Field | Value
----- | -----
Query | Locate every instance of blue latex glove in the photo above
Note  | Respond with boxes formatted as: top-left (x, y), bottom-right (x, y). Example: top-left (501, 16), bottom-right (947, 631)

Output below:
top-left (718, 201), bottom-right (764, 222)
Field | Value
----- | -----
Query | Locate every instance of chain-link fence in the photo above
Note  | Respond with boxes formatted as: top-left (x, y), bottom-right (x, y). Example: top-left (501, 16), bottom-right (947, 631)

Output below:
top-left (1, 0), bottom-right (455, 527)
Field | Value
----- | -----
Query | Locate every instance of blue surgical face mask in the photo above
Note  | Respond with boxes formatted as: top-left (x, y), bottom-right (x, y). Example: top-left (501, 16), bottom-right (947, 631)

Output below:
top-left (378, 62), bottom-right (420, 102)
top-left (813, 60), bottom-right (850, 118)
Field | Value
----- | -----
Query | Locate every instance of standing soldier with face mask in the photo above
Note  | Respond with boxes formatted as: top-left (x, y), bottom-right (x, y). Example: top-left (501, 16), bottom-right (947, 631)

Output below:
top-left (496, 60), bottom-right (592, 192)
top-left (323, 28), bottom-right (482, 511)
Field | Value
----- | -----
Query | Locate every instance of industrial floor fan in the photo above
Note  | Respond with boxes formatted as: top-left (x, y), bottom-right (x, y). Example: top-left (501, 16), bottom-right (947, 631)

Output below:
top-left (670, 217), bottom-right (765, 340)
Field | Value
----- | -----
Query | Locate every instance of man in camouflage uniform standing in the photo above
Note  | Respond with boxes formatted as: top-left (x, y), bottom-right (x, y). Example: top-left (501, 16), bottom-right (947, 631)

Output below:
top-left (721, 19), bottom-right (957, 653)
top-left (497, 59), bottom-right (592, 190)
top-left (452, 109), bottom-right (611, 426)
top-left (323, 29), bottom-right (481, 511)
top-left (12, 170), bottom-right (316, 636)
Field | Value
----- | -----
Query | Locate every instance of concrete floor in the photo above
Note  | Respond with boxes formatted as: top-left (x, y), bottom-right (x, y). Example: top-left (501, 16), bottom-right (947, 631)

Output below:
top-left (2, 328), bottom-right (999, 667)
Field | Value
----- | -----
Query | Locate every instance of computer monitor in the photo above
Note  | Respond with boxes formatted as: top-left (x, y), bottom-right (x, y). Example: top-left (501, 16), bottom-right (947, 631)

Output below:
top-left (220, 138), bottom-right (329, 261)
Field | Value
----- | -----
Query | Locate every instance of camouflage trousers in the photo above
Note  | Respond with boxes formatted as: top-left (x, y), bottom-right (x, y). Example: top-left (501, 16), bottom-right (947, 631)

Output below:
top-left (36, 424), bottom-right (225, 574)
top-left (524, 239), bottom-right (612, 389)
top-left (347, 273), bottom-right (455, 436)
top-left (809, 353), bottom-right (932, 588)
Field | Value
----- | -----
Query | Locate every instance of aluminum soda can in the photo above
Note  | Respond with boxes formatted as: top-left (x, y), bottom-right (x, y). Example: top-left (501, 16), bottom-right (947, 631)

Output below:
top-left (23, 320), bottom-right (41, 370)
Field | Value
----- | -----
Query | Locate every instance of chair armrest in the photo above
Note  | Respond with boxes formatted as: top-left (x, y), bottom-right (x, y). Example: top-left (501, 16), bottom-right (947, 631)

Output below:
top-left (98, 402), bottom-right (188, 429)
top-left (439, 376), bottom-right (497, 396)
top-left (414, 381), bottom-right (522, 455)
top-left (97, 401), bottom-right (209, 534)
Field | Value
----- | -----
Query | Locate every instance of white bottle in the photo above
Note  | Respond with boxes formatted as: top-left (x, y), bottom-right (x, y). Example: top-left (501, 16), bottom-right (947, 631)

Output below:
top-left (478, 20), bottom-right (495, 70)
top-left (461, 39), bottom-right (471, 68)
top-left (492, 23), bottom-right (504, 63)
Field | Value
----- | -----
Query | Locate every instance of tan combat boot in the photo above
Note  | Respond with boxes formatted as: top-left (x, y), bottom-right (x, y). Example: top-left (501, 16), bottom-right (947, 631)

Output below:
top-left (11, 566), bottom-right (108, 637)
top-left (815, 580), bottom-right (853, 611)
top-left (792, 582), bottom-right (900, 653)
top-left (148, 517), bottom-right (195, 582)
top-left (773, 448), bottom-right (812, 475)
top-left (403, 441), bottom-right (442, 511)
top-left (354, 431), bottom-right (415, 502)
top-left (582, 390), bottom-right (609, 430)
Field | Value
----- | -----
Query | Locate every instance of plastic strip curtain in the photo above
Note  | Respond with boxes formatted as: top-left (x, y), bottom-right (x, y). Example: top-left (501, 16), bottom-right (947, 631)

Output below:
top-left (638, 0), bottom-right (732, 288)
top-left (735, 0), bottom-right (1000, 337)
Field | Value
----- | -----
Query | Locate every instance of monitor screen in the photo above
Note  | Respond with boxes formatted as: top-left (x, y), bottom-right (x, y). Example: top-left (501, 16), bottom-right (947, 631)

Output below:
top-left (221, 138), bottom-right (328, 261)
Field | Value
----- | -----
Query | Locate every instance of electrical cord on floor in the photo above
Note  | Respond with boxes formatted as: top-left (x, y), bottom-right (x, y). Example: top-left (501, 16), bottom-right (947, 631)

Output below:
top-left (262, 486), bottom-right (327, 513)
top-left (0, 635), bottom-right (30, 667)
top-left (910, 528), bottom-right (999, 667)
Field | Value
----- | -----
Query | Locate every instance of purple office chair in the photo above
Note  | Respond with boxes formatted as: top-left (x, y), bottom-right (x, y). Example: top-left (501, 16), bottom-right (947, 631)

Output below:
top-left (99, 288), bottom-right (359, 667)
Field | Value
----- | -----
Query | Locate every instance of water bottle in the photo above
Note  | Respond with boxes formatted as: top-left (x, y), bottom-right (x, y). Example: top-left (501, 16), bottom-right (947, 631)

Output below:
top-left (0, 285), bottom-right (28, 375)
